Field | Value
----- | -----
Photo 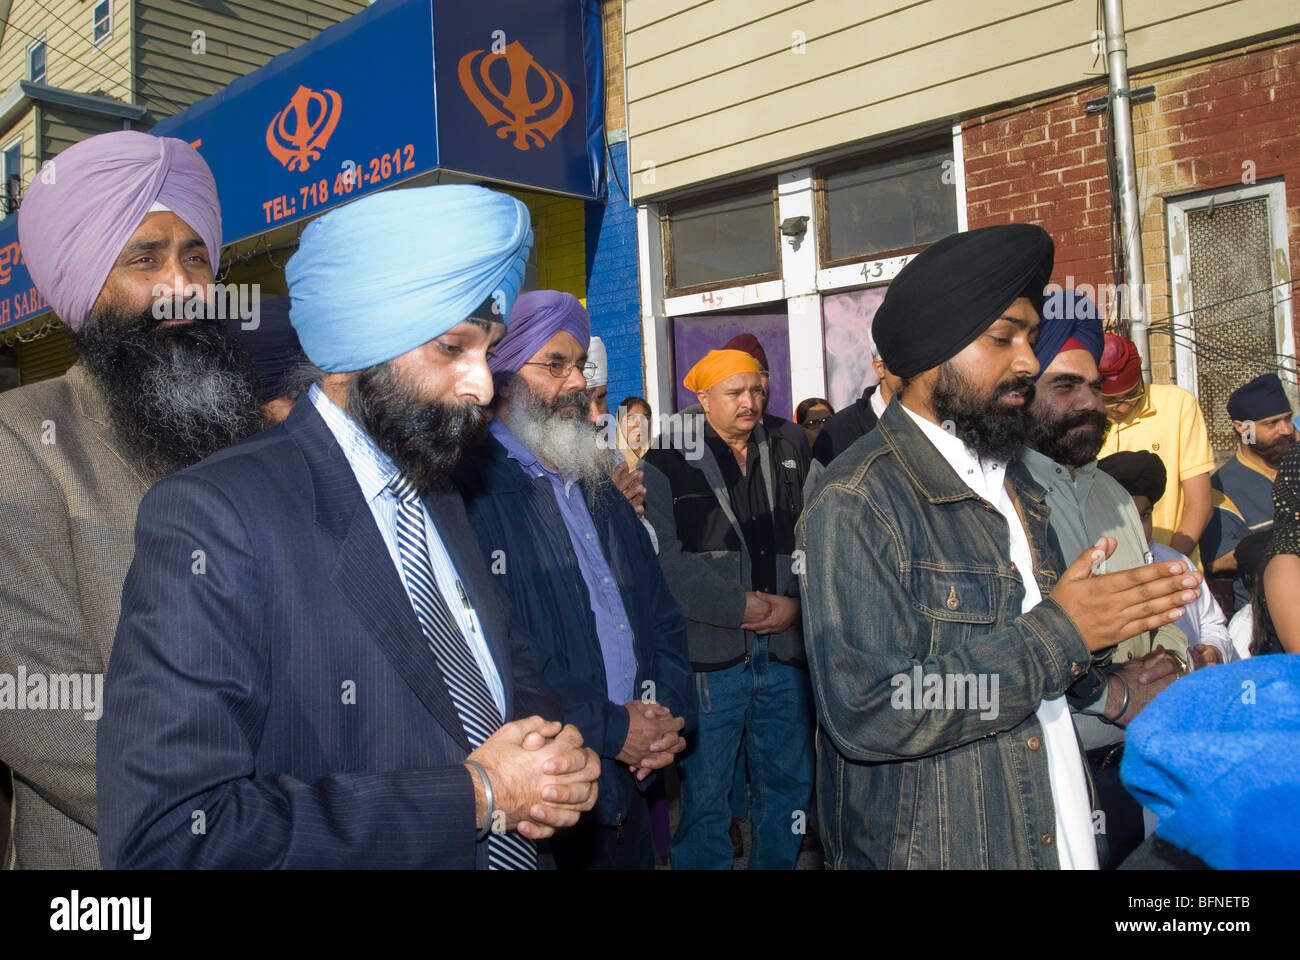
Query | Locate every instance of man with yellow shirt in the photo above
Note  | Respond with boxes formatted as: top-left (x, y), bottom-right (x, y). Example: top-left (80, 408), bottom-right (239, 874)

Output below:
top-left (1097, 333), bottom-right (1214, 558)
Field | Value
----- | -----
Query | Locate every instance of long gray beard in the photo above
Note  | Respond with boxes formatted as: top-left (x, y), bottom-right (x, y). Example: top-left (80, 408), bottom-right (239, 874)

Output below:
top-left (77, 304), bottom-right (263, 483)
top-left (504, 381), bottom-right (613, 496)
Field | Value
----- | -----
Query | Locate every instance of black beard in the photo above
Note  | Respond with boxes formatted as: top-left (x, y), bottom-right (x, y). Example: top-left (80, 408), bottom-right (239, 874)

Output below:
top-left (1253, 431), bottom-right (1295, 468)
top-left (931, 361), bottom-right (1036, 463)
top-left (1029, 407), bottom-right (1112, 468)
top-left (76, 301), bottom-right (263, 483)
top-left (347, 361), bottom-right (489, 496)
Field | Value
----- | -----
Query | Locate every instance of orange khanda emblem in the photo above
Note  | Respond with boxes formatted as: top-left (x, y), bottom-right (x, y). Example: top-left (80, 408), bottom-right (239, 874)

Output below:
top-left (266, 85), bottom-right (342, 172)
top-left (458, 40), bottom-right (573, 151)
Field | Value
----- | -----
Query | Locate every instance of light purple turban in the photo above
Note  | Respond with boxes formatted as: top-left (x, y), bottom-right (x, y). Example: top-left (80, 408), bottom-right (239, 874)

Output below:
top-left (489, 290), bottom-right (590, 378)
top-left (18, 130), bottom-right (221, 331)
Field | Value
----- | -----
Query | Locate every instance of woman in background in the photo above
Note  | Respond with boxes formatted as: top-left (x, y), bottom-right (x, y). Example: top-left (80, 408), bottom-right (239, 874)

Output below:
top-left (796, 397), bottom-right (834, 451)
top-left (618, 396), bottom-right (653, 470)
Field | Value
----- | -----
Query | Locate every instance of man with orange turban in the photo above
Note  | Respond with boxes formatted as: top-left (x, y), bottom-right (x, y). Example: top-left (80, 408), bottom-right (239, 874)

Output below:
top-left (640, 346), bottom-right (814, 869)
top-left (1097, 332), bottom-right (1215, 558)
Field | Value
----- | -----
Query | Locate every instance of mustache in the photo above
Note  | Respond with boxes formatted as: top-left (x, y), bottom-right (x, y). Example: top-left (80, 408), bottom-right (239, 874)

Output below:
top-left (994, 376), bottom-right (1036, 401)
top-left (546, 390), bottom-right (592, 414)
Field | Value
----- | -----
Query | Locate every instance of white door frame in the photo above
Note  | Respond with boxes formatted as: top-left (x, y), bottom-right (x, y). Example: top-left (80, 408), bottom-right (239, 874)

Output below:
top-left (1166, 180), bottom-right (1295, 402)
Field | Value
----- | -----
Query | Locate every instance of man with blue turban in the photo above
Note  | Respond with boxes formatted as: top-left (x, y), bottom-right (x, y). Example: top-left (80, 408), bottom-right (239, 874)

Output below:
top-left (0, 130), bottom-right (261, 869)
top-left (454, 290), bottom-right (693, 869)
top-left (99, 185), bottom-right (599, 869)
top-left (1022, 289), bottom-right (1191, 867)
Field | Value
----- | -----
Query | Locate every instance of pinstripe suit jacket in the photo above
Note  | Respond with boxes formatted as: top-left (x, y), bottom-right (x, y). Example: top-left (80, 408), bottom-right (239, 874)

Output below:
top-left (0, 363), bottom-right (148, 870)
top-left (97, 395), bottom-right (560, 868)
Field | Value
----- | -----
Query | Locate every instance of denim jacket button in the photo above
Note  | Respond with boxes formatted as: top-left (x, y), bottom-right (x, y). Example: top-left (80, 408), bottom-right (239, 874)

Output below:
top-left (1026, 736), bottom-right (1041, 751)
top-left (1041, 833), bottom-right (1054, 846)
top-left (1069, 663), bottom-right (1083, 677)
top-left (946, 586), bottom-right (960, 610)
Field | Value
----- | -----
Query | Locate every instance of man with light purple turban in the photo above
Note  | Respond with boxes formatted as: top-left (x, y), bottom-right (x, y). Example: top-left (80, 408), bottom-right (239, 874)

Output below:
top-left (455, 289), bottom-right (694, 869)
top-left (0, 130), bottom-right (261, 869)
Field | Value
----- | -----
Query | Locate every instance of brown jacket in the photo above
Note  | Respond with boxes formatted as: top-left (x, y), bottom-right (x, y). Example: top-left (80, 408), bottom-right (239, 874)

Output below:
top-left (0, 363), bottom-right (147, 869)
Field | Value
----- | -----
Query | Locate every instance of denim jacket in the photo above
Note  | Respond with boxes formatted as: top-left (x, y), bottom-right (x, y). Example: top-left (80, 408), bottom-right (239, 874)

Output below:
top-left (797, 399), bottom-right (1101, 869)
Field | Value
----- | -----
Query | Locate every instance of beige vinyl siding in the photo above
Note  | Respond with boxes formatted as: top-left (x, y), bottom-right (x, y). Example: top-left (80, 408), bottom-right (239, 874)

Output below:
top-left (0, 0), bottom-right (132, 99)
top-left (40, 102), bottom-right (127, 158)
top-left (626, 0), bottom-right (1300, 199)
top-left (133, 0), bottom-right (369, 124)
top-left (0, 107), bottom-right (37, 201)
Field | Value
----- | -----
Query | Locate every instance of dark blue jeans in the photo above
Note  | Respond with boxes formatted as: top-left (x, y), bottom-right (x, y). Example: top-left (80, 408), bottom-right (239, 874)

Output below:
top-left (672, 637), bottom-right (814, 869)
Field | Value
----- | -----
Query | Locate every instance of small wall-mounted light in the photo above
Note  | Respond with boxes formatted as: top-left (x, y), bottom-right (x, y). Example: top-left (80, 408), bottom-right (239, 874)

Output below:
top-left (780, 215), bottom-right (809, 245)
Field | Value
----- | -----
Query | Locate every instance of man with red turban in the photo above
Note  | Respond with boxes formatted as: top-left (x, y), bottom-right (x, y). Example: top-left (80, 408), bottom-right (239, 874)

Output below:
top-left (1097, 332), bottom-right (1215, 559)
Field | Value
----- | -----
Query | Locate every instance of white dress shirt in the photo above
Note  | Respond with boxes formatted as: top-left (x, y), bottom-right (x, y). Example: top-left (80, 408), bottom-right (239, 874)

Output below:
top-left (309, 384), bottom-right (506, 718)
top-left (870, 384), bottom-right (888, 420)
top-left (902, 405), bottom-right (1098, 870)
top-left (1149, 540), bottom-right (1232, 664)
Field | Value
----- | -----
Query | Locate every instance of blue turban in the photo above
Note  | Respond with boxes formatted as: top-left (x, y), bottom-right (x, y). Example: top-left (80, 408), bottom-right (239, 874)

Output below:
top-left (1121, 656), bottom-right (1300, 868)
top-left (286, 185), bottom-right (532, 372)
top-left (488, 290), bottom-right (590, 377)
top-left (1034, 290), bottom-right (1104, 378)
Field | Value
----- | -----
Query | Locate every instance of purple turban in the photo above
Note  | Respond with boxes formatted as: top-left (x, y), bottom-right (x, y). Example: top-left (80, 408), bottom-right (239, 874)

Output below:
top-left (18, 130), bottom-right (222, 331)
top-left (489, 290), bottom-right (590, 377)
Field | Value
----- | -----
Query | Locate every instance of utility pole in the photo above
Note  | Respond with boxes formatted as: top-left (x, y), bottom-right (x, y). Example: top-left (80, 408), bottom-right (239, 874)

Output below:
top-left (1103, 0), bottom-right (1150, 380)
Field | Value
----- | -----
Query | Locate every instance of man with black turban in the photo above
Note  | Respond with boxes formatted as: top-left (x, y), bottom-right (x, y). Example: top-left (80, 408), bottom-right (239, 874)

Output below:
top-left (1099, 449), bottom-right (1230, 666)
top-left (1200, 373), bottom-right (1296, 611)
top-left (798, 223), bottom-right (1204, 869)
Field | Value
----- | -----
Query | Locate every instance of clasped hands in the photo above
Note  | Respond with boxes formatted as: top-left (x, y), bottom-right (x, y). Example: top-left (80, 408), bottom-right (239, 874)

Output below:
top-left (464, 716), bottom-right (600, 841)
top-left (741, 591), bottom-right (800, 635)
top-left (616, 701), bottom-right (687, 782)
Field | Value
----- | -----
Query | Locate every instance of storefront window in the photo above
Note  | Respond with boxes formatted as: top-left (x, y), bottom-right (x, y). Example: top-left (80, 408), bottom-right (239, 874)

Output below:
top-left (818, 143), bottom-right (957, 267)
top-left (664, 183), bottom-right (779, 295)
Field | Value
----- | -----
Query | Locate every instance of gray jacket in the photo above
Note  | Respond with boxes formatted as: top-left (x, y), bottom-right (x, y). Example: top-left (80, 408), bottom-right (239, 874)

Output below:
top-left (640, 419), bottom-right (808, 670)
top-left (0, 364), bottom-right (149, 869)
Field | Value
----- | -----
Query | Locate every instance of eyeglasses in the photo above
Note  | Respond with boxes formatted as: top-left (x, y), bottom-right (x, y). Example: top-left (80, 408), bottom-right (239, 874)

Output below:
top-left (522, 359), bottom-right (598, 380)
top-left (1103, 383), bottom-right (1145, 409)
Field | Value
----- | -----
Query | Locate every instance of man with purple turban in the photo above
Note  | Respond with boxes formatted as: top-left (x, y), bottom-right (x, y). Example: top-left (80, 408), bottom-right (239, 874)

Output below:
top-left (0, 130), bottom-right (261, 869)
top-left (454, 290), bottom-right (694, 869)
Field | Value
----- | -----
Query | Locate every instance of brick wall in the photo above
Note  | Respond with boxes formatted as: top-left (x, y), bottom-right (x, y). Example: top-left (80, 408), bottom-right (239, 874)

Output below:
top-left (585, 139), bottom-right (643, 408)
top-left (964, 33), bottom-right (1300, 384)
top-left (602, 0), bottom-right (625, 135)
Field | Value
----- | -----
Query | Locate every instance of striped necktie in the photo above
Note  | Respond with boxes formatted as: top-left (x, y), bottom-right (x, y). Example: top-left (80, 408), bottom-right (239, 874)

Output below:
top-left (388, 474), bottom-right (537, 870)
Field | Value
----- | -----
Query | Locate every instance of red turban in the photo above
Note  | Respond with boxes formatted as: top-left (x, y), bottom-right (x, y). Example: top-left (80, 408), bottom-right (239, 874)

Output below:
top-left (1099, 333), bottom-right (1143, 395)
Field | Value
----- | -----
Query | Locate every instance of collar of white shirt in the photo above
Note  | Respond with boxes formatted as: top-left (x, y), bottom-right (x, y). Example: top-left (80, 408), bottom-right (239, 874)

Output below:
top-left (308, 382), bottom-right (399, 505)
top-left (900, 403), bottom-right (1009, 504)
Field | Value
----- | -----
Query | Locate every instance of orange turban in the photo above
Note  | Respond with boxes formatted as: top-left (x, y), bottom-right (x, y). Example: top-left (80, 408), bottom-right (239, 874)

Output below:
top-left (683, 349), bottom-right (761, 393)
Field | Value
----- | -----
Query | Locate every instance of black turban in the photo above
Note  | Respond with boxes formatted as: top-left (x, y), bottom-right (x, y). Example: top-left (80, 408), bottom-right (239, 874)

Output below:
top-left (872, 223), bottom-right (1055, 379)
top-left (225, 296), bottom-right (305, 405)
top-left (1098, 450), bottom-right (1168, 505)
top-left (1226, 373), bottom-right (1291, 422)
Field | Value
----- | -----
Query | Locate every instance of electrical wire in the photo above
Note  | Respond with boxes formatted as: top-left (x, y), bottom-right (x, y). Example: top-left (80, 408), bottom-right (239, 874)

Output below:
top-left (25, 0), bottom-right (194, 117)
